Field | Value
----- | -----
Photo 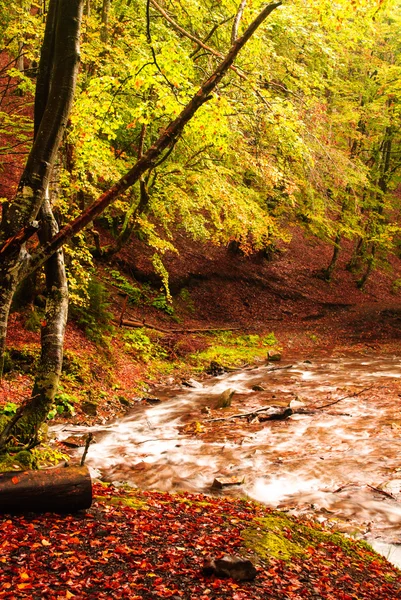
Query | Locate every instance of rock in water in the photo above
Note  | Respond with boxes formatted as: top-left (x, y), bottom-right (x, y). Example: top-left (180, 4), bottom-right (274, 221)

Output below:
top-left (267, 350), bottom-right (282, 362)
top-left (203, 555), bottom-right (257, 581)
top-left (207, 361), bottom-right (226, 376)
top-left (251, 384), bottom-right (265, 391)
top-left (215, 389), bottom-right (235, 408)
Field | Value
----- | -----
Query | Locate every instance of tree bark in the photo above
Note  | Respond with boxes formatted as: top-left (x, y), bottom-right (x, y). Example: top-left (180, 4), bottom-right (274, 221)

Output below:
top-left (15, 196), bottom-right (69, 445)
top-left (101, 0), bottom-right (111, 42)
top-left (0, 0), bottom-right (83, 376)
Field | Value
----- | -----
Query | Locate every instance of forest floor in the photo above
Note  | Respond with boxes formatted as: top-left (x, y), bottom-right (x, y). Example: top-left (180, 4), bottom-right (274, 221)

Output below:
top-left (1, 483), bottom-right (401, 600)
top-left (2, 228), bottom-right (401, 598)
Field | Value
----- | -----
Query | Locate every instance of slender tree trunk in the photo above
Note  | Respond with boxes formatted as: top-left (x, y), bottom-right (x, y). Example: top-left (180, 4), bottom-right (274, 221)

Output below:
top-left (15, 195), bottom-right (68, 445)
top-left (100, 0), bottom-right (111, 42)
top-left (322, 232), bottom-right (341, 282)
top-left (0, 0), bottom-right (83, 376)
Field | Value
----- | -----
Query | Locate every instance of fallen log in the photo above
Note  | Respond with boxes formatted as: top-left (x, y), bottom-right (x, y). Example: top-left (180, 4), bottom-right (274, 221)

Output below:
top-left (0, 465), bottom-right (92, 514)
top-left (119, 318), bottom-right (241, 334)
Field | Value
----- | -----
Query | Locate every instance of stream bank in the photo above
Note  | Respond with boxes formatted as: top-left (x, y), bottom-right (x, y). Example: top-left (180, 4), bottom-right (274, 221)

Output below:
top-left (54, 351), bottom-right (401, 569)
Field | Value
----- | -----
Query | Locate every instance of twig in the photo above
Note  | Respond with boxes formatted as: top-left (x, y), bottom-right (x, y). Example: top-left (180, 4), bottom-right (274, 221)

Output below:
top-left (80, 433), bottom-right (93, 466)
top-left (313, 385), bottom-right (374, 410)
top-left (266, 364), bottom-right (293, 372)
top-left (367, 484), bottom-right (395, 500)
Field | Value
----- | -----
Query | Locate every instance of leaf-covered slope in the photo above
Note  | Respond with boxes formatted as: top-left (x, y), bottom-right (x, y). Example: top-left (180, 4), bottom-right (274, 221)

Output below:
top-left (1, 483), bottom-right (400, 599)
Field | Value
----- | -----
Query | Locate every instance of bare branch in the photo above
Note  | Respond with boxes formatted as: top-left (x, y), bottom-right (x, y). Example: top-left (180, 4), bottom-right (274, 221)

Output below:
top-left (231, 0), bottom-right (247, 44)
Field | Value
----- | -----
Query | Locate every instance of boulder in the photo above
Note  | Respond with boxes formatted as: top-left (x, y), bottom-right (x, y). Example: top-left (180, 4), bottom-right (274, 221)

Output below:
top-left (215, 389), bottom-right (235, 409)
top-left (203, 555), bottom-right (257, 581)
top-left (267, 350), bottom-right (282, 362)
top-left (212, 476), bottom-right (245, 489)
top-left (81, 400), bottom-right (98, 416)
top-left (206, 361), bottom-right (226, 376)
top-left (182, 378), bottom-right (203, 389)
top-left (251, 384), bottom-right (265, 392)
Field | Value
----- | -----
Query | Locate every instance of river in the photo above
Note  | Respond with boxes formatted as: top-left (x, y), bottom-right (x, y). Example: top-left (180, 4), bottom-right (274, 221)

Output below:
top-left (57, 353), bottom-right (401, 567)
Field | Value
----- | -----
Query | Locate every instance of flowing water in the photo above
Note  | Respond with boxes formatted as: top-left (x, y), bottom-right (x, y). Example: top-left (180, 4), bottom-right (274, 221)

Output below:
top-left (56, 354), bottom-right (401, 567)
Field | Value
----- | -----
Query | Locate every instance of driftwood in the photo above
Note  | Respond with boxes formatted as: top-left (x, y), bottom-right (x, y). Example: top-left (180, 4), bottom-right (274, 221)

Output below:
top-left (120, 318), bottom-right (241, 334)
top-left (0, 465), bottom-right (92, 513)
top-left (206, 405), bottom-right (292, 423)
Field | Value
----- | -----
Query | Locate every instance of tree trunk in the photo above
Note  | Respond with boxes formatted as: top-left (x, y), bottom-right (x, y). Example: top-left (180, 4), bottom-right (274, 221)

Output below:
top-left (0, 466), bottom-right (92, 513)
top-left (100, 0), bottom-right (111, 42)
top-left (0, 0), bottom-right (83, 374)
top-left (323, 232), bottom-right (341, 282)
top-left (15, 196), bottom-right (69, 445)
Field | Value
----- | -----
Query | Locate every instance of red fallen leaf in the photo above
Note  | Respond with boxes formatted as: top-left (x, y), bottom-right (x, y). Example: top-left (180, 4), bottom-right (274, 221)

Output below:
top-left (11, 476), bottom-right (19, 484)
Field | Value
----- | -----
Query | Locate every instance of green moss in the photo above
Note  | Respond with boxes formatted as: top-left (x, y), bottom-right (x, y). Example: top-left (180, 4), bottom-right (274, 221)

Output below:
top-left (0, 450), bottom-right (38, 471)
top-left (188, 331), bottom-right (279, 370)
top-left (243, 512), bottom-right (383, 566)
top-left (243, 514), bottom-right (307, 561)
top-left (94, 494), bottom-right (148, 510)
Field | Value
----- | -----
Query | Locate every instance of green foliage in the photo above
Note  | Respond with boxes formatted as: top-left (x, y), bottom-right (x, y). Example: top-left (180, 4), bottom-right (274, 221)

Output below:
top-left (107, 269), bottom-right (143, 305)
top-left (31, 444), bottom-right (69, 468)
top-left (391, 278), bottom-right (401, 295)
top-left (151, 293), bottom-right (174, 315)
top-left (24, 308), bottom-right (43, 333)
top-left (0, 402), bottom-right (18, 416)
top-left (71, 277), bottom-right (114, 344)
top-left (190, 331), bottom-right (279, 369)
top-left (47, 391), bottom-right (78, 420)
top-left (178, 288), bottom-right (195, 313)
top-left (123, 328), bottom-right (167, 362)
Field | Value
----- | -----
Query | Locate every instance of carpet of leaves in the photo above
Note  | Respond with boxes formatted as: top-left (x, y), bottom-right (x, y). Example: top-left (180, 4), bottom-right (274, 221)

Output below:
top-left (1, 483), bottom-right (401, 599)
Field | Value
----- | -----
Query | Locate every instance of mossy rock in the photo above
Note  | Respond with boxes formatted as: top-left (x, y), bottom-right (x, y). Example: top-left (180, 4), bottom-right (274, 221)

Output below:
top-left (3, 347), bottom-right (38, 375)
top-left (0, 450), bottom-right (37, 471)
top-left (243, 512), bottom-right (378, 564)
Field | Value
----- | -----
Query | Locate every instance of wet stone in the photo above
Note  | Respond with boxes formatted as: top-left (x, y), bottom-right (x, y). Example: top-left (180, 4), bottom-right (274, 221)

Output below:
top-left (118, 395), bottom-right (131, 407)
top-left (143, 397), bottom-right (161, 404)
top-left (267, 350), bottom-right (282, 361)
top-left (212, 475), bottom-right (245, 489)
top-left (215, 389), bottom-right (235, 409)
top-left (81, 401), bottom-right (98, 416)
top-left (202, 555), bottom-right (257, 581)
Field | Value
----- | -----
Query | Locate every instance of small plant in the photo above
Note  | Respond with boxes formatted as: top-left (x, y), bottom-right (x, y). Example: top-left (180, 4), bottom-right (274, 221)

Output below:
top-left (262, 332), bottom-right (277, 346)
top-left (108, 269), bottom-right (143, 304)
top-left (47, 392), bottom-right (78, 419)
top-left (179, 288), bottom-right (195, 313)
top-left (151, 293), bottom-right (174, 315)
top-left (391, 278), bottom-right (401, 295)
top-left (25, 308), bottom-right (44, 332)
top-left (123, 329), bottom-right (167, 361)
top-left (0, 402), bottom-right (18, 416)
top-left (31, 444), bottom-right (69, 467)
top-left (71, 277), bottom-right (114, 345)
